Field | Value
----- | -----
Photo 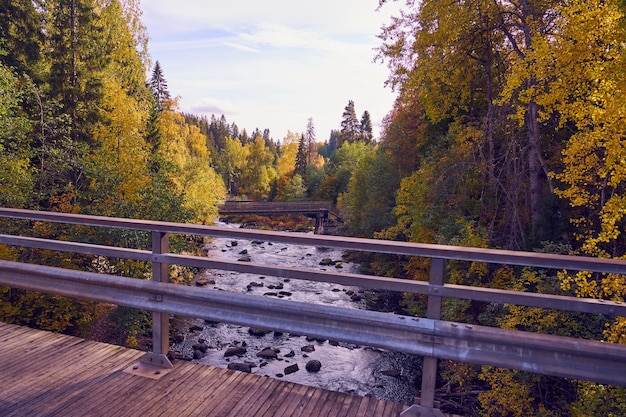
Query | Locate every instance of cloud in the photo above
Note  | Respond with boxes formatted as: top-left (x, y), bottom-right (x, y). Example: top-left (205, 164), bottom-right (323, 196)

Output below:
top-left (188, 98), bottom-right (238, 116)
top-left (239, 23), bottom-right (343, 51)
top-left (223, 42), bottom-right (262, 54)
top-left (142, 0), bottom-right (389, 36)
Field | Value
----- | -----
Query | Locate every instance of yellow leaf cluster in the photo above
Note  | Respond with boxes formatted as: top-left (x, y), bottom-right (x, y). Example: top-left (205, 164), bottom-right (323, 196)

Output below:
top-left (158, 106), bottom-right (226, 224)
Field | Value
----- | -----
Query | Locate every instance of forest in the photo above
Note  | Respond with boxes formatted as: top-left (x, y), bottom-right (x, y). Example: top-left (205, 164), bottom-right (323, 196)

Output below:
top-left (1, 0), bottom-right (626, 416)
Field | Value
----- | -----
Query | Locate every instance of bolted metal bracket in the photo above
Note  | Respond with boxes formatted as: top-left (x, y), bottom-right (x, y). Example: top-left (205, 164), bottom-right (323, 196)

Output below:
top-left (124, 352), bottom-right (173, 380)
top-left (400, 405), bottom-right (446, 417)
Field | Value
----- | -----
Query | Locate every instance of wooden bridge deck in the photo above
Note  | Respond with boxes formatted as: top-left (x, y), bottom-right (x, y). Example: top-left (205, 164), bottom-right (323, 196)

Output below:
top-left (0, 322), bottom-right (404, 417)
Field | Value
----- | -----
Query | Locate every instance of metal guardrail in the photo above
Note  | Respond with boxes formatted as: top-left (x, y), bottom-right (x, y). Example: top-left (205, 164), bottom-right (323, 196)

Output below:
top-left (1, 208), bottom-right (626, 416)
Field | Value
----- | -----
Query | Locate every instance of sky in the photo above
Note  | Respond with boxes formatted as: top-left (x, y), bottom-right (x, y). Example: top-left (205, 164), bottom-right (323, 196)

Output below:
top-left (140, 1), bottom-right (403, 142)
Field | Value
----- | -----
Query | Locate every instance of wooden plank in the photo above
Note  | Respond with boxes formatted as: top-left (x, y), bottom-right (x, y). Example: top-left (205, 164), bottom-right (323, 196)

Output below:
top-left (273, 382), bottom-right (311, 417)
top-left (127, 360), bottom-right (212, 417)
top-left (204, 371), bottom-right (274, 416)
top-left (317, 390), bottom-right (345, 416)
top-left (123, 364), bottom-right (221, 417)
top-left (0, 323), bottom-right (403, 417)
top-left (1, 341), bottom-right (129, 405)
top-left (256, 379), bottom-right (300, 417)
top-left (47, 347), bottom-right (146, 416)
top-left (3, 344), bottom-right (141, 416)
top-left (299, 384), bottom-right (332, 417)
top-left (223, 375), bottom-right (282, 417)
top-left (192, 369), bottom-right (254, 415)
top-left (154, 365), bottom-right (226, 416)
top-left (247, 378), bottom-right (295, 416)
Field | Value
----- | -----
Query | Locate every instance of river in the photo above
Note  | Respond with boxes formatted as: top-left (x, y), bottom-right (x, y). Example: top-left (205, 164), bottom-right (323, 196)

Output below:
top-left (171, 222), bottom-right (421, 405)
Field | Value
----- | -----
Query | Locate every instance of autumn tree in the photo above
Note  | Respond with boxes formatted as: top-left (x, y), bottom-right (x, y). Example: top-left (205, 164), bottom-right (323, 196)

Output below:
top-left (158, 101), bottom-right (226, 224)
top-left (241, 136), bottom-right (277, 200)
top-left (216, 136), bottom-right (248, 195)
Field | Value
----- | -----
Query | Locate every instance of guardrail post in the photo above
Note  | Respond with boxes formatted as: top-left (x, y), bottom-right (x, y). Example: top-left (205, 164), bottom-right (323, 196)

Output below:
top-left (129, 231), bottom-right (174, 376)
top-left (423, 258), bottom-right (444, 404)
top-left (402, 258), bottom-right (445, 417)
top-left (151, 231), bottom-right (170, 357)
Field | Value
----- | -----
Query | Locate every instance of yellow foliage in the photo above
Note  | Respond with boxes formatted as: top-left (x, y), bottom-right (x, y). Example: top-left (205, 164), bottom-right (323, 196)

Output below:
top-left (158, 104), bottom-right (226, 224)
top-left (276, 142), bottom-right (298, 178)
top-left (89, 74), bottom-right (150, 215)
top-left (479, 367), bottom-right (560, 417)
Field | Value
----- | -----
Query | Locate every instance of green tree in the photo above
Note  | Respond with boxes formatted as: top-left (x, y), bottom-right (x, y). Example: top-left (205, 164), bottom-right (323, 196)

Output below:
top-left (295, 134), bottom-right (307, 176)
top-left (0, 0), bottom-right (43, 78)
top-left (283, 174), bottom-right (307, 202)
top-left (340, 100), bottom-right (359, 145)
top-left (0, 62), bottom-right (34, 208)
top-left (340, 148), bottom-right (396, 237)
top-left (359, 110), bottom-right (373, 143)
top-left (149, 60), bottom-right (171, 110)
top-left (45, 0), bottom-right (107, 143)
top-left (305, 117), bottom-right (319, 165)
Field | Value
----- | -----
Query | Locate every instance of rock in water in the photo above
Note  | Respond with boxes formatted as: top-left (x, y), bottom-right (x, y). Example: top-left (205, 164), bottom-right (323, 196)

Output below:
top-left (306, 360), bottom-right (322, 372)
top-left (224, 346), bottom-right (247, 357)
top-left (284, 364), bottom-right (299, 375)
top-left (257, 347), bottom-right (279, 359)
top-left (228, 362), bottom-right (252, 373)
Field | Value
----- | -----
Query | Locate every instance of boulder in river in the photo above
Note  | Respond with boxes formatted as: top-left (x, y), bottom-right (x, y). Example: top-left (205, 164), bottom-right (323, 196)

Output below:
top-left (284, 364), bottom-right (299, 375)
top-left (228, 362), bottom-right (252, 373)
top-left (248, 328), bottom-right (271, 337)
top-left (192, 342), bottom-right (208, 353)
top-left (237, 255), bottom-right (251, 262)
top-left (301, 345), bottom-right (315, 353)
top-left (195, 277), bottom-right (215, 286)
top-left (257, 347), bottom-right (279, 359)
top-left (306, 360), bottom-right (322, 373)
top-left (224, 346), bottom-right (247, 357)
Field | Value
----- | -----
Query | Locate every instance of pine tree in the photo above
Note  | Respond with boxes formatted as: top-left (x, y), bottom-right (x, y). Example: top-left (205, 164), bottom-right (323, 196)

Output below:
top-left (46, 0), bottom-right (107, 143)
top-left (0, 0), bottom-right (43, 78)
top-left (340, 100), bottom-right (359, 145)
top-left (305, 117), bottom-right (318, 164)
top-left (360, 111), bottom-right (373, 143)
top-left (295, 134), bottom-right (308, 176)
top-left (149, 60), bottom-right (171, 110)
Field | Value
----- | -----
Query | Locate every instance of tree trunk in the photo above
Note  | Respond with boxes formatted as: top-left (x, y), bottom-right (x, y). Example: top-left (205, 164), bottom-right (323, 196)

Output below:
top-left (526, 98), bottom-right (543, 239)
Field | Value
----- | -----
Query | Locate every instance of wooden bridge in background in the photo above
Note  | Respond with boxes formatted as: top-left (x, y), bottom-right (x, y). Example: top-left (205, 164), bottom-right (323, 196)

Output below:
top-left (218, 201), bottom-right (340, 234)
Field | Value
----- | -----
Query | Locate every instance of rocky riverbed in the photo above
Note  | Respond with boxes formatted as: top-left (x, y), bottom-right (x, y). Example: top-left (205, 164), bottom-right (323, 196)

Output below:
top-left (170, 223), bottom-right (421, 405)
